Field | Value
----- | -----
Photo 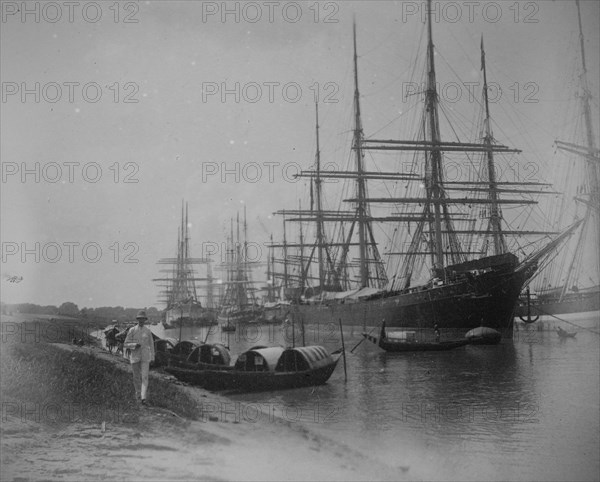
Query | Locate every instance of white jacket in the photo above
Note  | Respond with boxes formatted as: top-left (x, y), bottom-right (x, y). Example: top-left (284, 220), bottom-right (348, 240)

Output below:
top-left (124, 324), bottom-right (155, 363)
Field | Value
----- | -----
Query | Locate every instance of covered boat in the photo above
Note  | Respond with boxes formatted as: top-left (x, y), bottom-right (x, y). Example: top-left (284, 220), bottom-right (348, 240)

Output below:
top-left (153, 337), bottom-right (177, 367)
top-left (188, 343), bottom-right (231, 367)
top-left (363, 322), bottom-right (469, 352)
top-left (164, 345), bottom-right (341, 392)
top-left (167, 340), bottom-right (232, 369)
top-left (167, 340), bottom-right (202, 365)
top-left (170, 343), bottom-right (233, 370)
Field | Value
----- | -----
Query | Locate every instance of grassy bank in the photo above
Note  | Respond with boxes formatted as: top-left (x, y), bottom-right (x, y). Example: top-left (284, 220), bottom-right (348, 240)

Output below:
top-left (0, 318), bottom-right (201, 422)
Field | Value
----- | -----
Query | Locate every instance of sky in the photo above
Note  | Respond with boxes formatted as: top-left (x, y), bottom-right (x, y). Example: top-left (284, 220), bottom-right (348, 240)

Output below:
top-left (1, 0), bottom-right (599, 309)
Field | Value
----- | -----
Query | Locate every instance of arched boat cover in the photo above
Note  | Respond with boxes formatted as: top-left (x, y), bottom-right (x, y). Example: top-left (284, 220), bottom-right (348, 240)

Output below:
top-left (275, 346), bottom-right (333, 372)
top-left (172, 340), bottom-right (201, 356)
top-left (188, 343), bottom-right (231, 366)
top-left (234, 346), bottom-right (285, 372)
top-left (155, 337), bottom-right (177, 351)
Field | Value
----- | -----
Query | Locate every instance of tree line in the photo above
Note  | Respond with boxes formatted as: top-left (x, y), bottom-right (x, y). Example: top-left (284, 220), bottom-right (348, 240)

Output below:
top-left (1, 302), bottom-right (161, 323)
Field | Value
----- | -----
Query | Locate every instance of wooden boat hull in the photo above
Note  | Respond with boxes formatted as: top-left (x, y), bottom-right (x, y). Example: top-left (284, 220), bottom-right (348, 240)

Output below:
top-left (168, 359), bottom-right (234, 370)
top-left (362, 333), bottom-right (468, 352)
top-left (164, 356), bottom-right (340, 392)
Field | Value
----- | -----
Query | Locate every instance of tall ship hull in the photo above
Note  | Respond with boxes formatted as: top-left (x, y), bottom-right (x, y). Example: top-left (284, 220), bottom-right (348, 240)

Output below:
top-left (165, 303), bottom-right (217, 326)
top-left (514, 288), bottom-right (600, 318)
top-left (217, 308), bottom-right (263, 325)
top-left (515, 1), bottom-right (599, 322)
top-left (284, 254), bottom-right (532, 338)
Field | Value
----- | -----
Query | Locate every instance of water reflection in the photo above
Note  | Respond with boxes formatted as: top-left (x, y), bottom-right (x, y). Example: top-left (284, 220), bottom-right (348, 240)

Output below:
top-left (164, 319), bottom-right (599, 481)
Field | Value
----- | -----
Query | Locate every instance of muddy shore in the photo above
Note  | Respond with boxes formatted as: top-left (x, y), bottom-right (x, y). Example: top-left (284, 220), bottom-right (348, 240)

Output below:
top-left (1, 317), bottom-right (413, 481)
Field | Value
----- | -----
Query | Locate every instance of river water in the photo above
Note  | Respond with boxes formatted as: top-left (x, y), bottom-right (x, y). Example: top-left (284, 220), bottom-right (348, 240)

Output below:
top-left (163, 315), bottom-right (599, 481)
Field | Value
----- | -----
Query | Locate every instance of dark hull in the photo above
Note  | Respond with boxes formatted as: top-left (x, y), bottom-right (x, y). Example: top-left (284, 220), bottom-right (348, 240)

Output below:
top-left (363, 333), bottom-right (468, 352)
top-left (284, 261), bottom-right (531, 338)
top-left (164, 357), bottom-right (340, 392)
top-left (514, 289), bottom-right (600, 318)
top-left (167, 358), bottom-right (233, 370)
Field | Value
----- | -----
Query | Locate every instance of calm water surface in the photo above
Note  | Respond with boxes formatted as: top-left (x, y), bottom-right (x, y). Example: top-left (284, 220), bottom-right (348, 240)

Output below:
top-left (165, 317), bottom-right (599, 481)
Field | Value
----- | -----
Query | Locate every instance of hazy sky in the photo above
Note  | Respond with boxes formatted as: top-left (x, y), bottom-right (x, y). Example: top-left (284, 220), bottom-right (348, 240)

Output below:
top-left (1, 0), bottom-right (599, 309)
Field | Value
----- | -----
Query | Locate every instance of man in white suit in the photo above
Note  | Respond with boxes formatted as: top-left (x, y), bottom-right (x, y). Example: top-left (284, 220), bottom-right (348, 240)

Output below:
top-left (124, 310), bottom-right (155, 405)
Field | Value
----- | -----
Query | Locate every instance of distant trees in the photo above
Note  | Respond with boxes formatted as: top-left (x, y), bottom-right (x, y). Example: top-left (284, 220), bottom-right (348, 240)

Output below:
top-left (58, 302), bottom-right (79, 316)
top-left (3, 303), bottom-right (58, 315)
top-left (2, 302), bottom-right (162, 323)
top-left (78, 306), bottom-right (162, 323)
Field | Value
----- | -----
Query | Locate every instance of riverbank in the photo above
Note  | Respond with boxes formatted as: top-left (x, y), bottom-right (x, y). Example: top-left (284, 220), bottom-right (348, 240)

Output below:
top-left (0, 317), bottom-right (412, 481)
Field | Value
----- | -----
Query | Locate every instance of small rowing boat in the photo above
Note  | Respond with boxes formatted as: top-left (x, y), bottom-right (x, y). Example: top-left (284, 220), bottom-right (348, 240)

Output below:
top-left (363, 322), bottom-right (469, 352)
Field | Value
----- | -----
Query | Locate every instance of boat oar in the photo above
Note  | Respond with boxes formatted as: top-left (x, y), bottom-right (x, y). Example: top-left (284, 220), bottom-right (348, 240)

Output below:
top-left (349, 326), bottom-right (377, 353)
top-left (338, 318), bottom-right (347, 382)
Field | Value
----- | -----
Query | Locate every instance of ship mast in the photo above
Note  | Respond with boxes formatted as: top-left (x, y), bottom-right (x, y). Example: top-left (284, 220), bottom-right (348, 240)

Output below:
top-left (282, 216), bottom-right (289, 292)
top-left (314, 103), bottom-right (326, 290)
top-left (481, 36), bottom-right (507, 255)
top-left (577, 0), bottom-right (597, 152)
top-left (424, 0), bottom-right (446, 272)
top-left (298, 199), bottom-right (306, 293)
top-left (353, 19), bottom-right (370, 287)
top-left (556, 0), bottom-right (600, 299)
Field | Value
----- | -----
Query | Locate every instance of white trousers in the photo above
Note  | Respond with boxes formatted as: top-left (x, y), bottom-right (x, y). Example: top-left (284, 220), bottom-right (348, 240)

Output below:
top-left (131, 361), bottom-right (150, 400)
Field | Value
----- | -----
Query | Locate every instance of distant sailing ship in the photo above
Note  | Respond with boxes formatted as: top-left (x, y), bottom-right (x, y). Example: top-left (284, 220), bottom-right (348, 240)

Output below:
top-left (270, 1), bottom-right (581, 339)
top-left (217, 207), bottom-right (265, 331)
top-left (515, 0), bottom-right (599, 320)
top-left (153, 202), bottom-right (217, 327)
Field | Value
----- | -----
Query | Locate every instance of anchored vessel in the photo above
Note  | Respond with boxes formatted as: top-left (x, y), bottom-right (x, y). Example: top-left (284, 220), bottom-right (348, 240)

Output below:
top-left (363, 322), bottom-right (469, 352)
top-left (153, 202), bottom-right (217, 327)
top-left (515, 0), bottom-right (599, 320)
top-left (217, 207), bottom-right (265, 331)
top-left (270, 1), bottom-right (579, 339)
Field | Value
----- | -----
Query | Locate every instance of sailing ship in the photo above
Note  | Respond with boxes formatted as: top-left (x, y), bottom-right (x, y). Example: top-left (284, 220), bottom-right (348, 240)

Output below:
top-left (270, 1), bottom-right (581, 339)
top-left (261, 234), bottom-right (288, 323)
top-left (515, 0), bottom-right (599, 320)
top-left (153, 202), bottom-right (217, 327)
top-left (217, 207), bottom-right (264, 330)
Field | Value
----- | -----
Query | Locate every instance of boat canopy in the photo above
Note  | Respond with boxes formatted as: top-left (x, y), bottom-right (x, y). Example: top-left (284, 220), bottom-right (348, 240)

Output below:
top-left (275, 346), bottom-right (333, 372)
top-left (234, 346), bottom-right (285, 372)
top-left (188, 343), bottom-right (231, 366)
top-left (155, 337), bottom-right (177, 352)
top-left (171, 340), bottom-right (201, 357)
